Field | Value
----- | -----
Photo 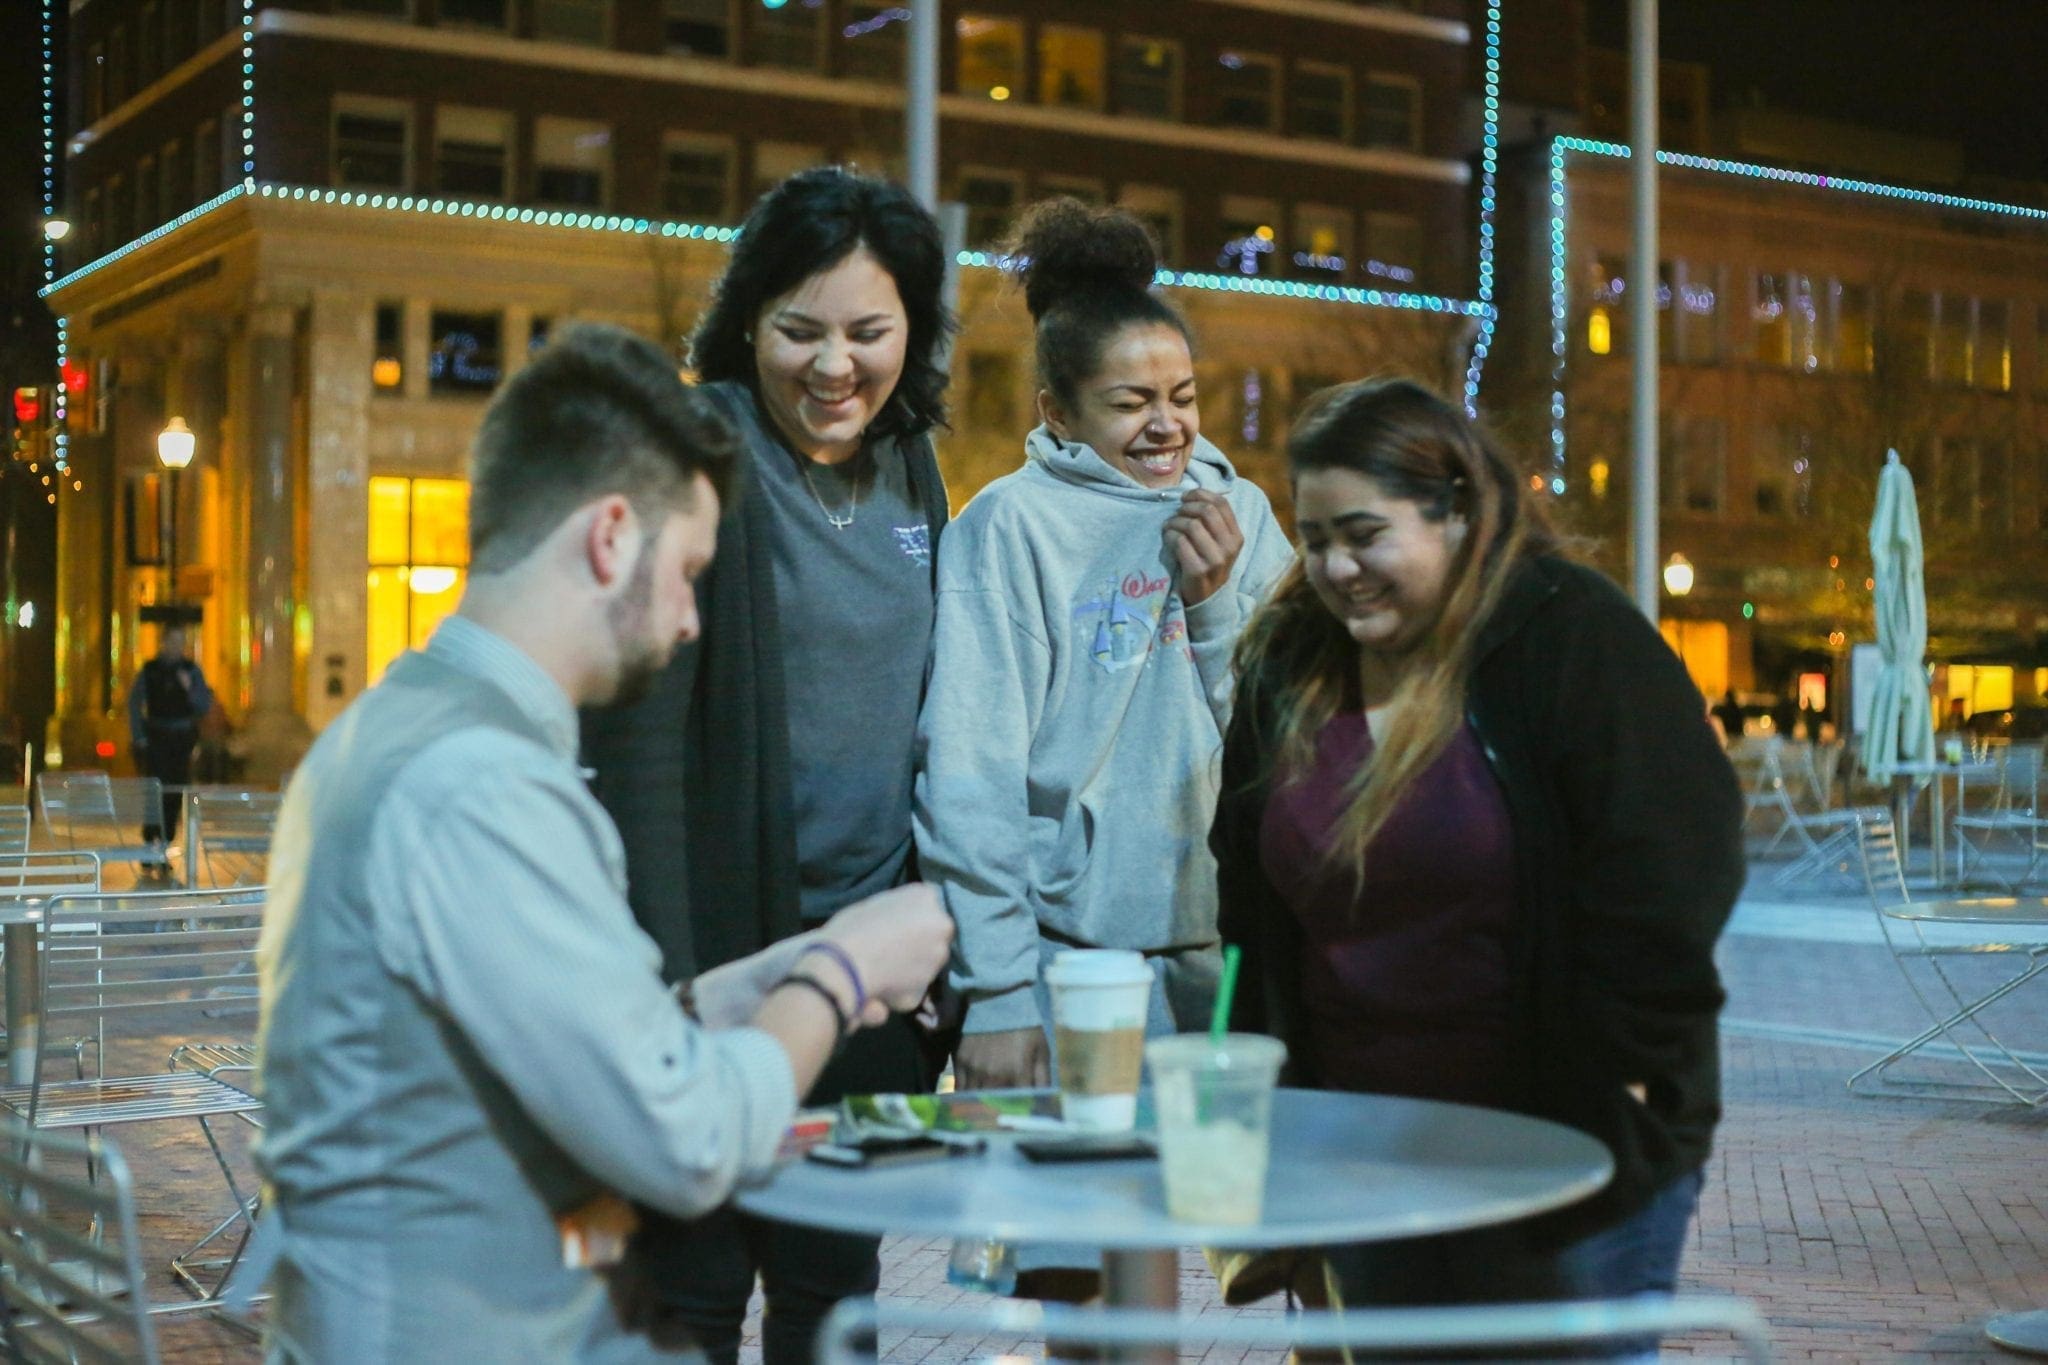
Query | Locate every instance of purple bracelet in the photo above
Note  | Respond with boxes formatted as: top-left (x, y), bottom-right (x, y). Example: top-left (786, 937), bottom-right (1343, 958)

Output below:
top-left (799, 941), bottom-right (868, 1016)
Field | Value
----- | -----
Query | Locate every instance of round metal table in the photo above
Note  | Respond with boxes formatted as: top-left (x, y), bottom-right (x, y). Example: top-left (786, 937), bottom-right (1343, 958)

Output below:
top-left (736, 1087), bottom-right (1613, 1317)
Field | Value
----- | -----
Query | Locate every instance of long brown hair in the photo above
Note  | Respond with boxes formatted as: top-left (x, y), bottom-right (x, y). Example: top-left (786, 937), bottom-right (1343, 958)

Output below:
top-left (1234, 378), bottom-right (1557, 888)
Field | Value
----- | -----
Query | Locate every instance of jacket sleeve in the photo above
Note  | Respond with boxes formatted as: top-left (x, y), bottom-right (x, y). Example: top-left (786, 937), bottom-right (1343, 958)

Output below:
top-left (1183, 484), bottom-right (1295, 732)
top-left (913, 541), bottom-right (1054, 1036)
top-left (1546, 579), bottom-right (1744, 1090)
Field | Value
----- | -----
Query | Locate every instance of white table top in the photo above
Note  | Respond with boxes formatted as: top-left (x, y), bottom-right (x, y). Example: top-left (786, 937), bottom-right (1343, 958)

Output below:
top-left (1883, 896), bottom-right (2048, 928)
top-left (1885, 760), bottom-right (1998, 779)
top-left (734, 1088), bottom-right (1613, 1250)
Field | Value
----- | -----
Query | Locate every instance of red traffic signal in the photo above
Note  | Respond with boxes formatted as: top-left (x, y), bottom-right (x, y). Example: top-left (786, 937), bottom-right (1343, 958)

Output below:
top-left (12, 387), bottom-right (42, 426)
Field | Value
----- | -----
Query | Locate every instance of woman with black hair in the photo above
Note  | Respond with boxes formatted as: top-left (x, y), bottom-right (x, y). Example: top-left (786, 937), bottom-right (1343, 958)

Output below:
top-left (1214, 378), bottom-right (1742, 1344)
top-left (914, 198), bottom-right (1291, 1133)
top-left (581, 165), bottom-right (953, 1365)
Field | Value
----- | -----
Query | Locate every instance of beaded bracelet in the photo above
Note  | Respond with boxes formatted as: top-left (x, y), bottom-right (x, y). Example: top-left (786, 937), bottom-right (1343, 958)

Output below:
top-left (798, 941), bottom-right (868, 1016)
top-left (776, 973), bottom-right (852, 1042)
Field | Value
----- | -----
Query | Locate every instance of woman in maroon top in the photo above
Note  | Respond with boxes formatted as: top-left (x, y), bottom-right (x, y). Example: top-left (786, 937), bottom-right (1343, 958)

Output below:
top-left (1213, 379), bottom-right (1744, 1339)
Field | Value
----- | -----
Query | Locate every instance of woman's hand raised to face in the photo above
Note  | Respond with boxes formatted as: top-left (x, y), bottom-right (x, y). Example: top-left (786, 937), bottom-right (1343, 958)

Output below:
top-left (1163, 489), bottom-right (1245, 607)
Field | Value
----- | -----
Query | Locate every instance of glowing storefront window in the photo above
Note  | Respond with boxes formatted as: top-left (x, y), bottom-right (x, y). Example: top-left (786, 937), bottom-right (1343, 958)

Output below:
top-left (367, 475), bottom-right (470, 682)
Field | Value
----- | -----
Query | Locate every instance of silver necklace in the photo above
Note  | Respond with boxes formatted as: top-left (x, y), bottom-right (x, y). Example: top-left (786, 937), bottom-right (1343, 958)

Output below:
top-left (800, 459), bottom-right (861, 530)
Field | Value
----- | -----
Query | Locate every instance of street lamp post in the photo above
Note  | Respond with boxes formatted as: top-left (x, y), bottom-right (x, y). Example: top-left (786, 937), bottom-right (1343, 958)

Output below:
top-left (1663, 551), bottom-right (1694, 675)
top-left (156, 416), bottom-right (195, 609)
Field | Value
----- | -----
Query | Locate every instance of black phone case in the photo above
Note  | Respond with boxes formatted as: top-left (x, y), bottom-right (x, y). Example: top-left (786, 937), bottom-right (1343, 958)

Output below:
top-left (1015, 1133), bottom-right (1157, 1163)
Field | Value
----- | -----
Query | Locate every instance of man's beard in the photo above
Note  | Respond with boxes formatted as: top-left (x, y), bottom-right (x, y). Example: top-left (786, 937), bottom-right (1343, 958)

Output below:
top-left (603, 542), bottom-right (669, 707)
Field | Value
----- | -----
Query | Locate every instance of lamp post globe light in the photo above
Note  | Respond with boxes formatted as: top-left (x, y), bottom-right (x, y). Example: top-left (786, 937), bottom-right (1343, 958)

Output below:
top-left (41, 218), bottom-right (70, 243)
top-left (1662, 551), bottom-right (1694, 598)
top-left (157, 418), bottom-right (196, 618)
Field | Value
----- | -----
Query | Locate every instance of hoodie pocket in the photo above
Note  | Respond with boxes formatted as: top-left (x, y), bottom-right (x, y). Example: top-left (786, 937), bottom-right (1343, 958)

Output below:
top-left (1032, 774), bottom-right (1215, 948)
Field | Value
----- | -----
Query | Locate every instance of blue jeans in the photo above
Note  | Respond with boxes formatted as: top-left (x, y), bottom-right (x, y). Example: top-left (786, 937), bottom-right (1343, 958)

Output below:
top-left (1323, 1168), bottom-right (1705, 1360)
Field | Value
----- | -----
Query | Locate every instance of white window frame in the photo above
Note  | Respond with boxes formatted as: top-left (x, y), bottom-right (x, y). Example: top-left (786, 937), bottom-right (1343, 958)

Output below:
top-left (331, 94), bottom-right (413, 191)
top-left (1361, 71), bottom-right (1421, 151)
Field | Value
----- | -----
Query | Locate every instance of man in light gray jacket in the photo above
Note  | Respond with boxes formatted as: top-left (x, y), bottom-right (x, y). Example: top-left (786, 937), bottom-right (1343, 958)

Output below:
top-left (254, 324), bottom-right (951, 1362)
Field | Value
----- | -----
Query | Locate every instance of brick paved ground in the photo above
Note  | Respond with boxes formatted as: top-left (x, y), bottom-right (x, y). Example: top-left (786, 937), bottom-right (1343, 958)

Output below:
top-left (130, 841), bottom-right (2046, 1362)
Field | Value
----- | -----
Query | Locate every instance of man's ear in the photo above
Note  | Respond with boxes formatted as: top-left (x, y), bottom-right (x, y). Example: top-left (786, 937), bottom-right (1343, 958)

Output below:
top-left (584, 495), bottom-right (641, 589)
top-left (1037, 389), bottom-right (1069, 441)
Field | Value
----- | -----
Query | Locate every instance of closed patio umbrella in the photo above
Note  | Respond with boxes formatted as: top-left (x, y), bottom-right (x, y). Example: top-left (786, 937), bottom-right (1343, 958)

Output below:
top-left (1862, 449), bottom-right (1934, 783)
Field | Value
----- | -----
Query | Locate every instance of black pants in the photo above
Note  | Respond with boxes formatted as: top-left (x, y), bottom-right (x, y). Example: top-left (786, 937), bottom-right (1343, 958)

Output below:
top-left (140, 725), bottom-right (196, 849)
top-left (629, 1013), bottom-right (943, 1365)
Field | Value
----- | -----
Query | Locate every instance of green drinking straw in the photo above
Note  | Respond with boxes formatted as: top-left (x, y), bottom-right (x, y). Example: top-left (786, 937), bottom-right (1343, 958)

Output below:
top-left (1210, 944), bottom-right (1242, 1044)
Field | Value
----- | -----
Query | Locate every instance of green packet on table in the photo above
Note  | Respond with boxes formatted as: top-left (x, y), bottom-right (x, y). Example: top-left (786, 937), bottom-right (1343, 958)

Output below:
top-left (835, 1091), bottom-right (1063, 1140)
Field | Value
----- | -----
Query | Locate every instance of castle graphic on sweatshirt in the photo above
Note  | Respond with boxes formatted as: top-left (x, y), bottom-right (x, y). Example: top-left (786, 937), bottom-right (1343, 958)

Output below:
top-left (1072, 570), bottom-right (1190, 673)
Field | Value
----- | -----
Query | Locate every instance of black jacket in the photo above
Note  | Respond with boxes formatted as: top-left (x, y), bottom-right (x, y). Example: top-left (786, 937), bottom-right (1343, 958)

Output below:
top-left (580, 384), bottom-right (950, 981)
top-left (1214, 554), bottom-right (1744, 1242)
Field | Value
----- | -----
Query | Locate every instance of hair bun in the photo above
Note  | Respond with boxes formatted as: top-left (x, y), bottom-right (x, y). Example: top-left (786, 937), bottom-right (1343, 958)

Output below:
top-left (1010, 197), bottom-right (1159, 321)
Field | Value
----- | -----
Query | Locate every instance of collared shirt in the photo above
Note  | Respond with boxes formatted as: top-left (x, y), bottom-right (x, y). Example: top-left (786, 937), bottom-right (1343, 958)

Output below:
top-left (257, 615), bottom-right (797, 1362)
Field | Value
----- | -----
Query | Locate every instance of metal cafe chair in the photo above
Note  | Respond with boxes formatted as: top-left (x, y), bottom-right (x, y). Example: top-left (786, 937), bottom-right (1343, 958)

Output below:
top-left (1951, 742), bottom-right (2047, 892)
top-left (34, 771), bottom-right (173, 878)
top-left (181, 786), bottom-right (282, 889)
top-left (1847, 814), bottom-right (2048, 1106)
top-left (0, 1124), bottom-right (162, 1364)
top-left (818, 1294), bottom-right (1773, 1365)
top-left (0, 886), bottom-right (269, 1312)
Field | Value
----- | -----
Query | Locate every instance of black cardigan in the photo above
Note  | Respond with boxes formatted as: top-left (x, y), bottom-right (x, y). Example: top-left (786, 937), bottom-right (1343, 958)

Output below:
top-left (1214, 554), bottom-right (1744, 1243)
top-left (580, 384), bottom-right (950, 982)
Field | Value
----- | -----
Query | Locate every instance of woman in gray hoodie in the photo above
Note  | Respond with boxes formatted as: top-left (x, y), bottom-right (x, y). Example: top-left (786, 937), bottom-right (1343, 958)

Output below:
top-left (914, 198), bottom-right (1293, 1115)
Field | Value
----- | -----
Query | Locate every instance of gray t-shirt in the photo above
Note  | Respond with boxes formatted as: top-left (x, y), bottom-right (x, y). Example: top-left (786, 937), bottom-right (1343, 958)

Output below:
top-left (740, 405), bottom-right (936, 921)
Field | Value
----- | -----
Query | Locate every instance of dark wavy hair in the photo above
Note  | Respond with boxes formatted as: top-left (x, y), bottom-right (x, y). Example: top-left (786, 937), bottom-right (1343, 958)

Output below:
top-left (1006, 197), bottom-right (1193, 409)
top-left (687, 166), bottom-right (954, 442)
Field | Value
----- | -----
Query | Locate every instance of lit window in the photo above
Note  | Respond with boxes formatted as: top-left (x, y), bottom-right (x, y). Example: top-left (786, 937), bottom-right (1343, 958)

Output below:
top-left (1976, 298), bottom-right (2011, 392)
top-left (428, 311), bottom-right (502, 396)
top-left (1038, 25), bottom-right (1106, 111)
top-left (1114, 37), bottom-right (1180, 121)
top-left (664, 0), bottom-right (731, 57)
top-left (534, 0), bottom-right (609, 46)
top-left (1361, 73), bottom-right (1420, 150)
top-left (1658, 260), bottom-right (1721, 364)
top-left (367, 476), bottom-right (471, 684)
top-left (1213, 51), bottom-right (1278, 131)
top-left (1291, 203), bottom-right (1351, 279)
top-left (958, 168), bottom-right (1021, 247)
top-left (1751, 272), bottom-right (1792, 366)
top-left (533, 116), bottom-right (609, 209)
top-left (752, 0), bottom-right (823, 71)
top-left (1292, 62), bottom-right (1350, 142)
top-left (372, 303), bottom-right (404, 393)
top-left (661, 135), bottom-right (733, 221)
top-left (749, 141), bottom-right (824, 205)
top-left (1894, 290), bottom-right (1936, 382)
top-left (840, 3), bottom-right (907, 81)
top-left (1934, 293), bottom-right (1973, 385)
top-left (1117, 184), bottom-right (1181, 263)
top-left (956, 15), bottom-right (1023, 102)
top-left (1362, 212), bottom-right (1422, 286)
top-left (434, 106), bottom-right (511, 200)
top-left (333, 96), bottom-right (411, 190)
top-left (1831, 280), bottom-right (1872, 373)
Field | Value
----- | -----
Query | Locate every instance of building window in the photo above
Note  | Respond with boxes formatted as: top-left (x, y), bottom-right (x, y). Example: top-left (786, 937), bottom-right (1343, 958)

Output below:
top-left (1361, 212), bottom-right (1422, 286)
top-left (661, 135), bottom-right (734, 222)
top-left (1664, 417), bottom-right (1726, 515)
top-left (372, 303), bottom-right (404, 393)
top-left (1117, 184), bottom-right (1181, 263)
top-left (1037, 175), bottom-right (1103, 205)
top-left (1935, 438), bottom-right (1978, 527)
top-left (1291, 203), bottom-right (1351, 279)
top-left (1751, 272), bottom-right (1791, 366)
top-left (1038, 25), bottom-right (1106, 111)
top-left (158, 139), bottom-right (186, 218)
top-left (428, 310), bottom-right (503, 396)
top-left (80, 188), bottom-right (100, 260)
top-left (1979, 443), bottom-right (2012, 537)
top-left (434, 106), bottom-right (511, 200)
top-left (135, 156), bottom-right (157, 237)
top-left (1658, 260), bottom-right (1720, 363)
top-left (194, 118), bottom-right (220, 199)
top-left (1361, 73), bottom-right (1420, 150)
top-left (1217, 195), bottom-right (1280, 275)
top-left (196, 0), bottom-right (229, 45)
top-left (1213, 51), bottom-right (1278, 131)
top-left (533, 117), bottom-right (609, 209)
top-left (1976, 298), bottom-right (2011, 392)
top-left (334, 0), bottom-right (413, 15)
top-left (367, 476), bottom-right (470, 684)
top-left (964, 351), bottom-right (1017, 432)
top-left (1891, 290), bottom-right (1936, 382)
top-left (85, 44), bottom-right (105, 122)
top-left (535, 0), bottom-right (608, 45)
top-left (1583, 257), bottom-right (1626, 356)
top-left (752, 0), bottom-right (823, 71)
top-left (956, 15), bottom-right (1023, 102)
top-left (138, 2), bottom-right (161, 88)
top-left (1115, 37), bottom-right (1180, 121)
top-left (750, 141), bottom-right (823, 204)
top-left (958, 167), bottom-right (1021, 247)
top-left (530, 315), bottom-right (553, 355)
top-left (1830, 279), bottom-right (1872, 373)
top-left (332, 96), bottom-right (411, 190)
top-left (437, 0), bottom-right (508, 30)
top-left (1292, 62), bottom-right (1350, 141)
top-left (664, 0), bottom-right (731, 57)
top-left (840, 3), bottom-right (907, 81)
top-left (1752, 425), bottom-right (1799, 518)
top-left (1933, 293), bottom-right (1976, 386)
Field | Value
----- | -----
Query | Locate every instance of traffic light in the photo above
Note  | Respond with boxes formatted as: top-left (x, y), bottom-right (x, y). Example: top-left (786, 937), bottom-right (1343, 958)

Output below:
top-left (9, 388), bottom-right (42, 462)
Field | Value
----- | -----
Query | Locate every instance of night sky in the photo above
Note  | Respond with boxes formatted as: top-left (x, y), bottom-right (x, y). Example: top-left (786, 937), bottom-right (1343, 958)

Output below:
top-left (1585, 0), bottom-right (2047, 186)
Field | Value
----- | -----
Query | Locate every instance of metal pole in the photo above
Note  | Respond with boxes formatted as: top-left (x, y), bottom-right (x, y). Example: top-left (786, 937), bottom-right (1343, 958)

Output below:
top-left (1628, 0), bottom-right (1659, 620)
top-left (906, 0), bottom-right (940, 212)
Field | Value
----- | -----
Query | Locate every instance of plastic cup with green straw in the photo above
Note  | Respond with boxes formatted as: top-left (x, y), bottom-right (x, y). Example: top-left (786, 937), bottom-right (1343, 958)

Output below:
top-left (1197, 944), bottom-right (1243, 1121)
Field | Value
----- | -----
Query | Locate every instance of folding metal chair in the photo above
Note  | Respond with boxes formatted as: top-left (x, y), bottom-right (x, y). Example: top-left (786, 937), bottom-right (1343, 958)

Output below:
top-left (0, 886), bottom-right (269, 1311)
top-left (0, 801), bottom-right (29, 857)
top-left (180, 787), bottom-right (281, 889)
top-left (1952, 742), bottom-right (2047, 892)
top-left (0, 850), bottom-right (106, 1085)
top-left (1846, 814), bottom-right (2048, 1106)
top-left (0, 1124), bottom-right (162, 1364)
top-left (1747, 741), bottom-right (1887, 889)
top-left (33, 771), bottom-right (173, 879)
top-left (818, 1294), bottom-right (1772, 1365)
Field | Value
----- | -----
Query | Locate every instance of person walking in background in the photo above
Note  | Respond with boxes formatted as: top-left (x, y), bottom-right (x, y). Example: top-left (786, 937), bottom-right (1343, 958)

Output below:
top-left (1214, 378), bottom-right (1742, 1349)
top-left (580, 167), bottom-right (954, 1365)
top-left (914, 200), bottom-right (1290, 1298)
top-left (127, 624), bottom-right (213, 878)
